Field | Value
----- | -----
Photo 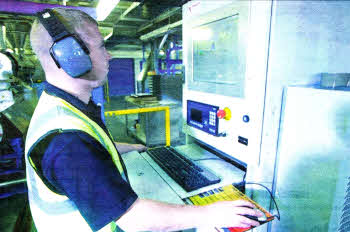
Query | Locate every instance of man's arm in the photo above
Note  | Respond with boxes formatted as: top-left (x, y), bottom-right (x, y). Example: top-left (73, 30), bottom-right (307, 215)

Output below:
top-left (116, 198), bottom-right (263, 231)
top-left (114, 142), bottom-right (147, 154)
top-left (41, 132), bottom-right (139, 231)
top-left (43, 133), bottom-right (261, 231)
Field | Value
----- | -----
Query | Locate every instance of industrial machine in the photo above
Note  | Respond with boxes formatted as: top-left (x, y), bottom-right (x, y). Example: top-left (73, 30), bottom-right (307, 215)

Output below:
top-left (180, 1), bottom-right (274, 230)
top-left (182, 0), bottom-right (270, 167)
top-left (272, 86), bottom-right (350, 231)
top-left (179, 1), bottom-right (350, 232)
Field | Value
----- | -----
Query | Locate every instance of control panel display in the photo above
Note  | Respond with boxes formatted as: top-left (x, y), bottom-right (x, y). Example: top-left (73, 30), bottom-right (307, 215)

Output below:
top-left (187, 100), bottom-right (219, 136)
top-left (190, 108), bottom-right (203, 123)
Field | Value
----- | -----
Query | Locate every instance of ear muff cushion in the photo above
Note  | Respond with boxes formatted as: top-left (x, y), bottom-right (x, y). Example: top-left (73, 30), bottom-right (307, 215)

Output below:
top-left (37, 9), bottom-right (92, 78)
top-left (50, 36), bottom-right (92, 78)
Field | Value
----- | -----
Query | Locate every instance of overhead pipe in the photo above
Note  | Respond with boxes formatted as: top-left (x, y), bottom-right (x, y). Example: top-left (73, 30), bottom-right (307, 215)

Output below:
top-left (158, 33), bottom-right (169, 51)
top-left (0, 0), bottom-right (96, 19)
top-left (137, 7), bottom-right (180, 33)
top-left (140, 20), bottom-right (182, 41)
top-left (137, 49), bottom-right (153, 82)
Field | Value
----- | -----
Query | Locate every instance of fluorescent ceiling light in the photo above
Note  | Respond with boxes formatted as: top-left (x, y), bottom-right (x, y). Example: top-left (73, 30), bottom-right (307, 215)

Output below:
top-left (96, 0), bottom-right (120, 21)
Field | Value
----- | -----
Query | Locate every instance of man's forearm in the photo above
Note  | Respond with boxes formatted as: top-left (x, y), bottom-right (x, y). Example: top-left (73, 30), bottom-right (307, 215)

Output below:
top-left (116, 198), bottom-right (206, 232)
top-left (116, 198), bottom-right (262, 231)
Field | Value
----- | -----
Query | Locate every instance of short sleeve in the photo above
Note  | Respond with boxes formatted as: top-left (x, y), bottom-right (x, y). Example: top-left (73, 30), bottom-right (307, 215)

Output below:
top-left (41, 132), bottom-right (138, 231)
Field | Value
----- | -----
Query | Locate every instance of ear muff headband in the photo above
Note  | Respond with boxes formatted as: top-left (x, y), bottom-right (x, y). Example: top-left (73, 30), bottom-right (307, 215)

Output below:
top-left (36, 9), bottom-right (92, 78)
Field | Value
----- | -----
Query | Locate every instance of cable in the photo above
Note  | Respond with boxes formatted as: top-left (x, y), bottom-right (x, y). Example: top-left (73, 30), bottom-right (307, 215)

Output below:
top-left (243, 171), bottom-right (247, 181)
top-left (245, 182), bottom-right (281, 221)
top-left (191, 158), bottom-right (223, 162)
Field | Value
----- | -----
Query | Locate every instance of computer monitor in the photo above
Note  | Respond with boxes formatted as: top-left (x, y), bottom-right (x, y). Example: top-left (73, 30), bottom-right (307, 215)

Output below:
top-left (191, 13), bottom-right (245, 98)
top-left (182, 1), bottom-right (260, 166)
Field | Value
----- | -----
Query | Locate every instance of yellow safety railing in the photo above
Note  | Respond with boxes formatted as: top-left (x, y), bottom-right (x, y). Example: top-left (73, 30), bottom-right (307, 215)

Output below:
top-left (105, 106), bottom-right (171, 146)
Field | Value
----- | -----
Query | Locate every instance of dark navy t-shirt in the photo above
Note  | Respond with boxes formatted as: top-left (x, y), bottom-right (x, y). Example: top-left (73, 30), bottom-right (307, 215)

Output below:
top-left (31, 82), bottom-right (138, 231)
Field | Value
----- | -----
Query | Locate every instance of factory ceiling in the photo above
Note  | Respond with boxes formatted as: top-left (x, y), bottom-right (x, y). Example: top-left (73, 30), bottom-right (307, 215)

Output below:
top-left (0, 0), bottom-right (187, 79)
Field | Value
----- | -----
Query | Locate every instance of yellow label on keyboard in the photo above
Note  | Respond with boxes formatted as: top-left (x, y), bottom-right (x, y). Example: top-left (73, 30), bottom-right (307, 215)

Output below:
top-left (188, 184), bottom-right (272, 218)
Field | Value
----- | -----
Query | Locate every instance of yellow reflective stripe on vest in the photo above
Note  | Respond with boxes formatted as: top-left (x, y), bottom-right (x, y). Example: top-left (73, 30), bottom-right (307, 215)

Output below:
top-left (59, 100), bottom-right (124, 175)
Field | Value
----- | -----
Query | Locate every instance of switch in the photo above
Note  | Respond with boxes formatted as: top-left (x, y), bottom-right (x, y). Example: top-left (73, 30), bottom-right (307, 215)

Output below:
top-left (217, 107), bottom-right (231, 120)
top-left (243, 115), bottom-right (250, 123)
top-left (217, 109), bottom-right (226, 119)
top-left (238, 136), bottom-right (248, 146)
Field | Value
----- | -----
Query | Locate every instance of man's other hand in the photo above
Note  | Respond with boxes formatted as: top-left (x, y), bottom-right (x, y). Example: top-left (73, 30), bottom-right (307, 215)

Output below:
top-left (114, 142), bottom-right (147, 154)
top-left (131, 144), bottom-right (147, 152)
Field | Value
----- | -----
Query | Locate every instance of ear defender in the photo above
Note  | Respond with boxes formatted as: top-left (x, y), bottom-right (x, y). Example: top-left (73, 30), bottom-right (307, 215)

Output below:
top-left (37, 9), bottom-right (92, 78)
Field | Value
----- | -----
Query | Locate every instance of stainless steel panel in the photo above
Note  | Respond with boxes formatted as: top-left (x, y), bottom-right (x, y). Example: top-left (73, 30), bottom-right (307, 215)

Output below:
top-left (271, 86), bottom-right (350, 231)
top-left (126, 100), bottom-right (182, 146)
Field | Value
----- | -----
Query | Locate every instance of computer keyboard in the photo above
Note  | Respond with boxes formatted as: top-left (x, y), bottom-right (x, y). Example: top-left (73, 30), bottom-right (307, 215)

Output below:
top-left (146, 146), bottom-right (221, 192)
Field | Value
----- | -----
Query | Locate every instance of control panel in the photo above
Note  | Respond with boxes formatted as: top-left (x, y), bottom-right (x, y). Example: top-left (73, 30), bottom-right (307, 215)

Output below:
top-left (187, 100), bottom-right (219, 136)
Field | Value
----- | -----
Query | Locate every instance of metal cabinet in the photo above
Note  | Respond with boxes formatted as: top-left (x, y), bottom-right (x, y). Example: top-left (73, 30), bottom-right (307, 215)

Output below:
top-left (126, 100), bottom-right (183, 147)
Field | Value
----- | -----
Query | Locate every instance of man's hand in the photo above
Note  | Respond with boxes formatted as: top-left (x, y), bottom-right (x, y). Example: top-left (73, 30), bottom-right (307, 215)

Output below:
top-left (130, 143), bottom-right (147, 153)
top-left (114, 142), bottom-right (147, 154)
top-left (203, 200), bottom-right (263, 228)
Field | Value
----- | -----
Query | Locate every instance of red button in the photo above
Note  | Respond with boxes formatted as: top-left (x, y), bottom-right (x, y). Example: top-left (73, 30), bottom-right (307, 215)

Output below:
top-left (217, 109), bottom-right (226, 119)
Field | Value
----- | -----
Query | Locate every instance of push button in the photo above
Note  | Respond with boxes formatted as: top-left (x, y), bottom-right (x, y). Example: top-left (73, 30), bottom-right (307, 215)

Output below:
top-left (217, 109), bottom-right (226, 119)
top-left (217, 107), bottom-right (231, 120)
top-left (243, 115), bottom-right (250, 123)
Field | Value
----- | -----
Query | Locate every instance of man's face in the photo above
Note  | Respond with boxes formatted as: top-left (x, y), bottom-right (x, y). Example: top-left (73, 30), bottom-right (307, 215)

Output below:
top-left (78, 23), bottom-right (111, 86)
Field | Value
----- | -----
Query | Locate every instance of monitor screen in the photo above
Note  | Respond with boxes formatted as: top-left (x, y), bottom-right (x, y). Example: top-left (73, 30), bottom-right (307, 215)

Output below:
top-left (190, 108), bottom-right (203, 123)
top-left (190, 13), bottom-right (246, 98)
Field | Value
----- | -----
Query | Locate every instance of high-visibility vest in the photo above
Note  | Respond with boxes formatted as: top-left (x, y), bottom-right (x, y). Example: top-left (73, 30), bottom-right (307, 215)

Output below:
top-left (25, 91), bottom-right (124, 232)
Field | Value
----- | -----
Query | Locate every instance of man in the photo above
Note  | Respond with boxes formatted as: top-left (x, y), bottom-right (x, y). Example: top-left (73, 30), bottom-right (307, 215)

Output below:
top-left (26, 8), bottom-right (263, 232)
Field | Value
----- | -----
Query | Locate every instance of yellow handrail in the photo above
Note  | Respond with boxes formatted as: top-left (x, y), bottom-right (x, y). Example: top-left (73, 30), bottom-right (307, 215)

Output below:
top-left (105, 106), bottom-right (171, 146)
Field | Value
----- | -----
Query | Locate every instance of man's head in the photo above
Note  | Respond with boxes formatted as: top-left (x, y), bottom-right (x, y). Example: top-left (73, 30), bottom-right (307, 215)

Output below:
top-left (30, 8), bottom-right (111, 88)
